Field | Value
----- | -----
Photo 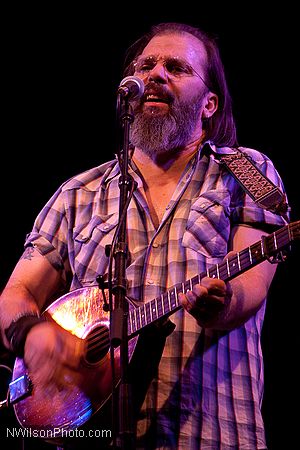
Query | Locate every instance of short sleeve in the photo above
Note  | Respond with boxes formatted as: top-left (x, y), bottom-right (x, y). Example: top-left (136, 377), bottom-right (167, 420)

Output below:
top-left (24, 186), bottom-right (70, 276)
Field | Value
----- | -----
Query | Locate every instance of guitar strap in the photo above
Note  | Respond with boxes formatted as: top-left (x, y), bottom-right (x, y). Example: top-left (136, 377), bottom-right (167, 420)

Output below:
top-left (213, 146), bottom-right (289, 219)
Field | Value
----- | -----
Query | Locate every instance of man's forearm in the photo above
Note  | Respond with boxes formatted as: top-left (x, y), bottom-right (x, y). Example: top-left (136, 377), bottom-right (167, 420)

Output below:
top-left (0, 283), bottom-right (41, 349)
top-left (207, 259), bottom-right (277, 330)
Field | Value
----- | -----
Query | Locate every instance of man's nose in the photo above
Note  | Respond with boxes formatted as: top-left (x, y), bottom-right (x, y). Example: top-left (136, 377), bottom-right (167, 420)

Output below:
top-left (148, 61), bottom-right (168, 83)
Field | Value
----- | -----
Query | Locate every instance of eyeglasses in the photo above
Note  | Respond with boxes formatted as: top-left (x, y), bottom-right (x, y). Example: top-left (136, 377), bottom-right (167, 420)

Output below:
top-left (133, 55), bottom-right (210, 89)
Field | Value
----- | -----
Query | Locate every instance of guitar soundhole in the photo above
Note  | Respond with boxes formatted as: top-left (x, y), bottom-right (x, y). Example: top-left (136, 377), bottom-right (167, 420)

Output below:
top-left (85, 325), bottom-right (110, 364)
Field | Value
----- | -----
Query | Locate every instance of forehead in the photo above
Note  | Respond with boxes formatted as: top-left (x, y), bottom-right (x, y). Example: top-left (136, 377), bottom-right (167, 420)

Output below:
top-left (140, 32), bottom-right (207, 66)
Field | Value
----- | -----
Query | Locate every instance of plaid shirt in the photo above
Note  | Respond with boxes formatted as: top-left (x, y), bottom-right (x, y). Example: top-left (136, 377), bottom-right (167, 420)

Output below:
top-left (25, 143), bottom-right (288, 449)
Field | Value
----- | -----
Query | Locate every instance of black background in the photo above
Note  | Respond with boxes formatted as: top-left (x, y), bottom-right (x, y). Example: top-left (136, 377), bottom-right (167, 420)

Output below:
top-left (1, 3), bottom-right (299, 449)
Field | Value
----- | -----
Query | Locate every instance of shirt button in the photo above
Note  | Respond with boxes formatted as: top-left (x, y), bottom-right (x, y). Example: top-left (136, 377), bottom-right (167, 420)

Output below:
top-left (147, 279), bottom-right (154, 285)
top-left (101, 224), bottom-right (110, 231)
top-left (152, 242), bottom-right (159, 248)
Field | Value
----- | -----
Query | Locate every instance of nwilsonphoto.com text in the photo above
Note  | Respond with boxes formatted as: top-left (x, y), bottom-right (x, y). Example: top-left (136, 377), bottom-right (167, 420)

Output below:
top-left (5, 427), bottom-right (112, 439)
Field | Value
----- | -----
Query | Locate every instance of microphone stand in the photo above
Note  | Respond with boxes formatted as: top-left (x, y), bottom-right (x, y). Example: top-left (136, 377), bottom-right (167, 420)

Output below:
top-left (109, 92), bottom-right (136, 450)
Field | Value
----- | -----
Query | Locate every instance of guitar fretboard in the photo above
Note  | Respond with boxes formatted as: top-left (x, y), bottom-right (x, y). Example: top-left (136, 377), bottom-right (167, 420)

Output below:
top-left (127, 221), bottom-right (298, 337)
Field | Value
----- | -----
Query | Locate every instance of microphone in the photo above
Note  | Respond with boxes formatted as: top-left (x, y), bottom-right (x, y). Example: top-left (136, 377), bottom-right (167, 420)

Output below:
top-left (117, 76), bottom-right (144, 101)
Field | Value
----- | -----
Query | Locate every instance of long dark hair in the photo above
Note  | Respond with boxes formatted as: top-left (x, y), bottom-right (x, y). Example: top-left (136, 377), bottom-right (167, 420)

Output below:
top-left (123, 22), bottom-right (238, 147)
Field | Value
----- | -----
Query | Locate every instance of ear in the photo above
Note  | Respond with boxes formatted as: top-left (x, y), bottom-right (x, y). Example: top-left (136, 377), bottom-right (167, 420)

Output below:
top-left (202, 92), bottom-right (218, 119)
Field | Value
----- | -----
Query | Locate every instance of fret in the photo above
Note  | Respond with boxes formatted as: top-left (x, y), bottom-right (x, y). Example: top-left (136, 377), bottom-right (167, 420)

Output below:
top-left (149, 300), bottom-right (153, 322)
top-left (216, 263), bottom-right (220, 279)
top-left (273, 232), bottom-right (278, 250)
top-left (226, 258), bottom-right (230, 277)
top-left (217, 262), bottom-right (227, 281)
top-left (206, 268), bottom-right (209, 277)
top-left (248, 246), bottom-right (253, 265)
top-left (161, 293), bottom-right (165, 315)
top-left (190, 278), bottom-right (193, 290)
top-left (138, 307), bottom-right (142, 329)
top-left (260, 239), bottom-right (264, 257)
top-left (145, 302), bottom-right (151, 324)
top-left (168, 290), bottom-right (171, 311)
top-left (131, 310), bottom-right (137, 333)
top-left (237, 252), bottom-right (241, 271)
top-left (133, 309), bottom-right (138, 333)
top-left (182, 282), bottom-right (185, 294)
top-left (174, 286), bottom-right (178, 305)
top-left (136, 307), bottom-right (141, 330)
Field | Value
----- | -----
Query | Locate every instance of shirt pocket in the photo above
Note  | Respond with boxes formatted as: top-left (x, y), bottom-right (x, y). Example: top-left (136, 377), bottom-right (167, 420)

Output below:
top-left (182, 190), bottom-right (231, 258)
top-left (74, 214), bottom-right (118, 243)
top-left (73, 213), bottom-right (119, 284)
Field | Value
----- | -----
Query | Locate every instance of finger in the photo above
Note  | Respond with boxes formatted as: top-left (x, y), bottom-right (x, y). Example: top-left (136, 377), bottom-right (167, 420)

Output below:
top-left (200, 277), bottom-right (225, 286)
top-left (179, 286), bottom-right (207, 310)
top-left (178, 292), bottom-right (196, 312)
top-left (200, 277), bottom-right (226, 292)
top-left (224, 251), bottom-right (237, 260)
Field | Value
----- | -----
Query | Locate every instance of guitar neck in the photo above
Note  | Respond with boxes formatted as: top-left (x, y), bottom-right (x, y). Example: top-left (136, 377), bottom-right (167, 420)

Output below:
top-left (127, 221), bottom-right (299, 338)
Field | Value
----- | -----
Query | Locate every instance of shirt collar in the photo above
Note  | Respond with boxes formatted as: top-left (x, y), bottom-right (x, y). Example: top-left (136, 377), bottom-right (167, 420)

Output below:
top-left (100, 157), bottom-right (144, 190)
top-left (102, 142), bottom-right (237, 187)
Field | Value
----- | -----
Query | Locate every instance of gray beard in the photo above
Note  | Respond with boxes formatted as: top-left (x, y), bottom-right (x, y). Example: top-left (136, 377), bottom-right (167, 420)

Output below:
top-left (130, 94), bottom-right (204, 157)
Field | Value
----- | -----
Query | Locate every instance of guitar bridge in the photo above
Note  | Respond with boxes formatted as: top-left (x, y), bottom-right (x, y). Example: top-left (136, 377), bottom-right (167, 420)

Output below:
top-left (9, 374), bottom-right (32, 404)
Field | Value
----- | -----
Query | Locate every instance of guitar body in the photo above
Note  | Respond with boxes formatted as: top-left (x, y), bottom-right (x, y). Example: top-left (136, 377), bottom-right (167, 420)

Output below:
top-left (11, 286), bottom-right (138, 442)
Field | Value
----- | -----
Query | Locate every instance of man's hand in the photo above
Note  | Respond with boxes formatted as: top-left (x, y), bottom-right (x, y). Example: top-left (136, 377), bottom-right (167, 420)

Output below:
top-left (179, 277), bottom-right (232, 326)
top-left (24, 321), bottom-right (86, 394)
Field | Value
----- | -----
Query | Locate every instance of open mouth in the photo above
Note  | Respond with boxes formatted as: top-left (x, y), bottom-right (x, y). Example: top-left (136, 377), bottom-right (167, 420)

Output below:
top-left (144, 94), bottom-right (169, 104)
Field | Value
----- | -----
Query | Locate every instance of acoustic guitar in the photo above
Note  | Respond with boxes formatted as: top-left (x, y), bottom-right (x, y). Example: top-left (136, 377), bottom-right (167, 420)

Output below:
top-left (8, 221), bottom-right (300, 443)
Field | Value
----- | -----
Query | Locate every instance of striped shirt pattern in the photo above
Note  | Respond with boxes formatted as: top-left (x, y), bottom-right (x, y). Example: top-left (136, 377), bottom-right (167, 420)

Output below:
top-left (25, 143), bottom-right (288, 449)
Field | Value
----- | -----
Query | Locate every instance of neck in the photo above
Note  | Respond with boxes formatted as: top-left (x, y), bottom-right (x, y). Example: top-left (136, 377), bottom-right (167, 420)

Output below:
top-left (132, 137), bottom-right (203, 185)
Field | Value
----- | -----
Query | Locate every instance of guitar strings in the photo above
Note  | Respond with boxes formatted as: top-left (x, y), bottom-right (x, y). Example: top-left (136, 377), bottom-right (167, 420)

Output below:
top-left (127, 222), bottom-right (299, 333)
